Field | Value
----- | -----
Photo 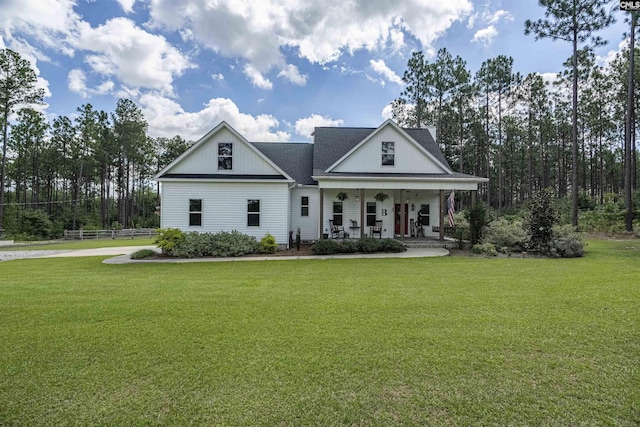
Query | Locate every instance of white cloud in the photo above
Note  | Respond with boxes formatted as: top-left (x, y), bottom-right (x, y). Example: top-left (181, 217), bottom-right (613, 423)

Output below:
top-left (243, 64), bottom-right (273, 90)
top-left (487, 10), bottom-right (514, 25)
top-left (0, 0), bottom-right (81, 58)
top-left (73, 18), bottom-right (193, 95)
top-left (116, 0), bottom-right (136, 13)
top-left (139, 94), bottom-right (290, 141)
top-left (277, 64), bottom-right (308, 86)
top-left (148, 0), bottom-right (473, 73)
top-left (471, 25), bottom-right (498, 47)
top-left (598, 39), bottom-right (628, 67)
top-left (68, 68), bottom-right (114, 98)
top-left (370, 59), bottom-right (403, 85)
top-left (212, 73), bottom-right (225, 81)
top-left (294, 114), bottom-right (344, 138)
top-left (366, 74), bottom-right (385, 87)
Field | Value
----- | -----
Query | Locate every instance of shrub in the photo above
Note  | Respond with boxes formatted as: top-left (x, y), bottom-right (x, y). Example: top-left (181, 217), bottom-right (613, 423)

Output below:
top-left (171, 231), bottom-right (208, 258)
top-left (17, 209), bottom-right (53, 240)
top-left (358, 237), bottom-right (381, 253)
top-left (206, 231), bottom-right (259, 257)
top-left (260, 233), bottom-right (278, 254)
top-left (339, 239), bottom-right (359, 253)
top-left (466, 202), bottom-right (488, 245)
top-left (472, 242), bottom-right (498, 256)
top-left (482, 218), bottom-right (528, 253)
top-left (130, 249), bottom-right (156, 260)
top-left (312, 239), bottom-right (340, 255)
top-left (452, 213), bottom-right (470, 249)
top-left (526, 188), bottom-right (559, 251)
top-left (579, 194), bottom-right (626, 233)
top-left (379, 238), bottom-right (407, 253)
top-left (158, 230), bottom-right (259, 258)
top-left (154, 228), bottom-right (185, 256)
top-left (546, 225), bottom-right (585, 258)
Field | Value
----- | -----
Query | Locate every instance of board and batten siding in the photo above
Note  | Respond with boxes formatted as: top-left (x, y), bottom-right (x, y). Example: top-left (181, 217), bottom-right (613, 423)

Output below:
top-left (331, 126), bottom-right (448, 174)
top-left (160, 181), bottom-right (290, 244)
top-left (289, 187), bottom-right (320, 240)
top-left (170, 127), bottom-right (282, 175)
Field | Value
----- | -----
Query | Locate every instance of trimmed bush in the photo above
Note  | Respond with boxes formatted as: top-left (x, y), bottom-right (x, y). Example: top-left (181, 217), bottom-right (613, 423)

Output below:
top-left (472, 242), bottom-right (498, 256)
top-left (482, 218), bottom-right (528, 253)
top-left (205, 231), bottom-right (259, 257)
top-left (155, 228), bottom-right (185, 255)
top-left (547, 225), bottom-right (585, 258)
top-left (379, 238), bottom-right (407, 253)
top-left (339, 239), bottom-right (359, 253)
top-left (130, 249), bottom-right (156, 260)
top-left (160, 230), bottom-right (259, 258)
top-left (358, 237), bottom-right (382, 253)
top-left (312, 239), bottom-right (340, 255)
top-left (260, 233), bottom-right (278, 254)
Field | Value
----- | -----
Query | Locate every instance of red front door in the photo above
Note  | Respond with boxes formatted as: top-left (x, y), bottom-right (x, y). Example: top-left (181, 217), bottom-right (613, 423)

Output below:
top-left (394, 204), bottom-right (408, 235)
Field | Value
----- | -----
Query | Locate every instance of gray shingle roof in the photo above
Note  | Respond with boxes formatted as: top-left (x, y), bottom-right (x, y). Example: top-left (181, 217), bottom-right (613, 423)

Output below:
top-left (312, 126), bottom-right (451, 174)
top-left (250, 142), bottom-right (315, 185)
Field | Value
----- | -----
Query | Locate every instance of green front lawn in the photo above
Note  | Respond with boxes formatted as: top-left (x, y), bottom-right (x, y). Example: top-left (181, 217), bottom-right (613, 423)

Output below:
top-left (0, 238), bottom-right (156, 251)
top-left (0, 240), bottom-right (638, 425)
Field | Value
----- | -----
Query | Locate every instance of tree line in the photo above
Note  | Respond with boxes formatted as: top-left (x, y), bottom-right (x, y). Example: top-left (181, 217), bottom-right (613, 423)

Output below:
top-left (0, 48), bottom-right (192, 236)
top-left (391, 1), bottom-right (638, 231)
top-left (0, 1), bottom-right (637, 238)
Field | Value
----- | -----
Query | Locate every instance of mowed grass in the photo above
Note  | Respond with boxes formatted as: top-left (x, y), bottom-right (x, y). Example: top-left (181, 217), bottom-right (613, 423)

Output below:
top-left (0, 238), bottom-right (156, 251)
top-left (0, 240), bottom-right (638, 425)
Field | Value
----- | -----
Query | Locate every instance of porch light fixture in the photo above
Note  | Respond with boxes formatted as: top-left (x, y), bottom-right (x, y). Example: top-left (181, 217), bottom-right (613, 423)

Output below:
top-left (355, 192), bottom-right (360, 202)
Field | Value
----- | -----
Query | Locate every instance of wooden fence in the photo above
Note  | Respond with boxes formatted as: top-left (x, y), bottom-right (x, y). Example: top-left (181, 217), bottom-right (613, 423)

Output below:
top-left (63, 228), bottom-right (158, 240)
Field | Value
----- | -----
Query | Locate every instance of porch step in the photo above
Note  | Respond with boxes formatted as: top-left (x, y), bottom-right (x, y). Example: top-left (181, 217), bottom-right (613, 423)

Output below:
top-left (402, 239), bottom-right (457, 249)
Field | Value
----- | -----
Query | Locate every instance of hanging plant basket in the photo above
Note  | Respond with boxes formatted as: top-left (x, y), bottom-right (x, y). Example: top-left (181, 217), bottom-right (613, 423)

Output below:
top-left (336, 191), bottom-right (349, 201)
top-left (374, 192), bottom-right (389, 202)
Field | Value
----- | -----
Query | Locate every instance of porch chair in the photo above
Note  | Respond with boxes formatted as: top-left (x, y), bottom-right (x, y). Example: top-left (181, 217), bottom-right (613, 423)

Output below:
top-left (370, 220), bottom-right (383, 239)
top-left (329, 219), bottom-right (345, 239)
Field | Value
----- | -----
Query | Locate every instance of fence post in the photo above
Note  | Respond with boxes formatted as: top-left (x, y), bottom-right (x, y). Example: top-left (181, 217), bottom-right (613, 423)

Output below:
top-left (80, 229), bottom-right (83, 240)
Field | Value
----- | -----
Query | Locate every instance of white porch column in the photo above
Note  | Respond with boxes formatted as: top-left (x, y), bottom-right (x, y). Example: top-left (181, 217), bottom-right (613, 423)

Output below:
top-left (359, 188), bottom-right (365, 239)
top-left (439, 190), bottom-right (445, 241)
top-left (319, 188), bottom-right (325, 239)
top-left (400, 189), bottom-right (405, 242)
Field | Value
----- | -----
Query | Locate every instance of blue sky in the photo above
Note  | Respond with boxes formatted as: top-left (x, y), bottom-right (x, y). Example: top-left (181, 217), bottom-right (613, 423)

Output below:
top-left (0, 0), bottom-right (631, 142)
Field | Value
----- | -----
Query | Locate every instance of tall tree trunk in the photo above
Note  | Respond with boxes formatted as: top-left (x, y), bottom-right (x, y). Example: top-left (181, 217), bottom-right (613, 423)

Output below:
top-left (625, 13), bottom-right (636, 232)
top-left (0, 104), bottom-right (9, 230)
top-left (571, 17), bottom-right (579, 227)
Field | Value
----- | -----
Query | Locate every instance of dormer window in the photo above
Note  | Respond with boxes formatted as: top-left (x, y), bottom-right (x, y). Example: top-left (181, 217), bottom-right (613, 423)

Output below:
top-left (381, 141), bottom-right (395, 166)
top-left (218, 142), bottom-right (233, 170)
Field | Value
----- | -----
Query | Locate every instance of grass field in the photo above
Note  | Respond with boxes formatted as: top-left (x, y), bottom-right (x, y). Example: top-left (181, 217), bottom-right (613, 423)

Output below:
top-left (0, 238), bottom-right (156, 251)
top-left (0, 239), bottom-right (638, 425)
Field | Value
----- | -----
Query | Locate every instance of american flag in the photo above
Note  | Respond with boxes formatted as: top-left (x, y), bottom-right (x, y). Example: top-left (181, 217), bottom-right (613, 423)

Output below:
top-left (447, 191), bottom-right (455, 227)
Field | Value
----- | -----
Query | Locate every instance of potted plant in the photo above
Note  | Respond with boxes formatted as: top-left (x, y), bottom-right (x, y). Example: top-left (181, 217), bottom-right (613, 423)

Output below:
top-left (336, 191), bottom-right (349, 201)
top-left (374, 192), bottom-right (389, 202)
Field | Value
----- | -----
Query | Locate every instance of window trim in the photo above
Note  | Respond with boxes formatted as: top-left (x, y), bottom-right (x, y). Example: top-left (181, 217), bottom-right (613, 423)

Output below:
top-left (332, 201), bottom-right (343, 226)
top-left (218, 142), bottom-right (233, 171)
top-left (301, 196), bottom-right (309, 217)
top-left (247, 199), bottom-right (260, 227)
top-left (366, 202), bottom-right (377, 227)
top-left (189, 198), bottom-right (202, 226)
top-left (381, 141), bottom-right (395, 166)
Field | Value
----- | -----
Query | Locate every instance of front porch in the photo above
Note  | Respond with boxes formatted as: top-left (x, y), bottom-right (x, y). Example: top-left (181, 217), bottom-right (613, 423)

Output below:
top-left (319, 187), bottom-right (477, 242)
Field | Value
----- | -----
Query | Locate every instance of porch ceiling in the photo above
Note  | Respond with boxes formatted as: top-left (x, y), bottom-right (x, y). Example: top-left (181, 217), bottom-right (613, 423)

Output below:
top-left (313, 174), bottom-right (487, 191)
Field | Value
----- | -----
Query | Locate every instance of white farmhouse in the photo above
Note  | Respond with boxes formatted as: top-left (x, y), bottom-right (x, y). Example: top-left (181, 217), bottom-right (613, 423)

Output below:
top-left (155, 119), bottom-right (488, 245)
